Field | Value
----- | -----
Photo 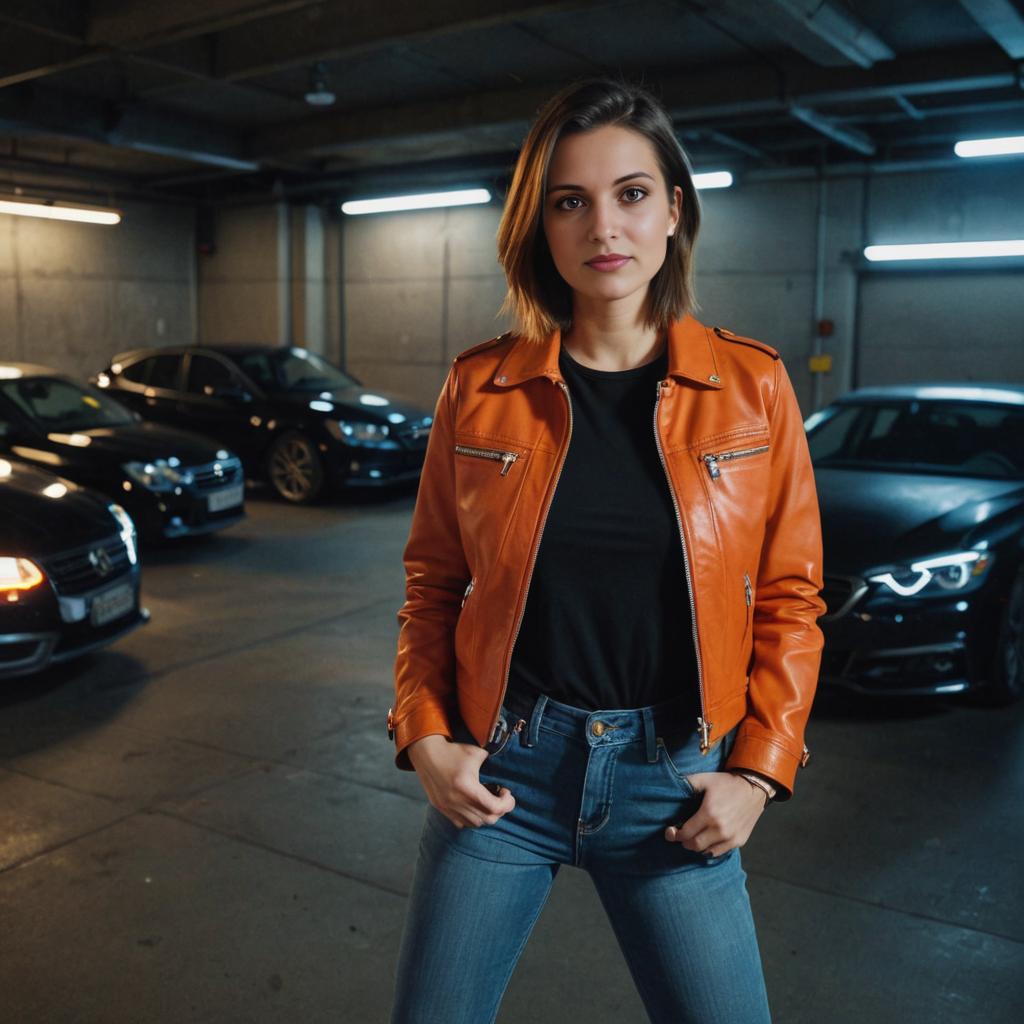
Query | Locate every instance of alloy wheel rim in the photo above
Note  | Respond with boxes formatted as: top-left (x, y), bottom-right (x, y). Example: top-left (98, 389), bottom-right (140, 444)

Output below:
top-left (270, 439), bottom-right (315, 500)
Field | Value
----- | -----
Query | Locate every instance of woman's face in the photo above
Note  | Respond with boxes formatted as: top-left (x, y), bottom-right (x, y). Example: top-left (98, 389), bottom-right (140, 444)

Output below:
top-left (541, 124), bottom-right (682, 311)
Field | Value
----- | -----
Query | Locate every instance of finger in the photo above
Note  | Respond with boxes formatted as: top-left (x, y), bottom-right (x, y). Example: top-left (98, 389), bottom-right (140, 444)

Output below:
top-left (471, 781), bottom-right (515, 816)
top-left (684, 771), bottom-right (713, 792)
top-left (664, 806), bottom-right (710, 844)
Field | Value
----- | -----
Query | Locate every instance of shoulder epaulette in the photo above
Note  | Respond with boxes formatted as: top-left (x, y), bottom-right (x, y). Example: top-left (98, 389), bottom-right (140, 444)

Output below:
top-left (453, 331), bottom-right (514, 362)
top-left (712, 326), bottom-right (779, 360)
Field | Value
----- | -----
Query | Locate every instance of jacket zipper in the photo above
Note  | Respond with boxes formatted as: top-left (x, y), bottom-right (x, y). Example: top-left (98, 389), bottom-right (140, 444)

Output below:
top-left (743, 571), bottom-right (752, 642)
top-left (653, 379), bottom-right (712, 753)
top-left (454, 443), bottom-right (519, 476)
top-left (702, 443), bottom-right (769, 480)
top-left (492, 377), bottom-right (574, 740)
top-left (461, 576), bottom-right (475, 608)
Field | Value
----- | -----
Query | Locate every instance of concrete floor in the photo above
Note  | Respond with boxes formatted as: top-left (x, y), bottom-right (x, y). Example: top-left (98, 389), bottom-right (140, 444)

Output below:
top-left (0, 491), bottom-right (1022, 1023)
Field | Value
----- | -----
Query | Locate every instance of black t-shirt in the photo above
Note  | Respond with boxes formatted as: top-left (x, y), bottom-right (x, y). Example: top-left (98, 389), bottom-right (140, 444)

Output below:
top-left (507, 339), bottom-right (700, 713)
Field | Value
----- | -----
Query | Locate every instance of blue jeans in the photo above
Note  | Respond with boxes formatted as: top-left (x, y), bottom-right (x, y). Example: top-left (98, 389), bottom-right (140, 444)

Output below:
top-left (390, 687), bottom-right (772, 1024)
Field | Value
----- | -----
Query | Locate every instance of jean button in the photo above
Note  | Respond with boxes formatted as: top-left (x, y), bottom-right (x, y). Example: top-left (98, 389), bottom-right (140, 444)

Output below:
top-left (591, 721), bottom-right (606, 737)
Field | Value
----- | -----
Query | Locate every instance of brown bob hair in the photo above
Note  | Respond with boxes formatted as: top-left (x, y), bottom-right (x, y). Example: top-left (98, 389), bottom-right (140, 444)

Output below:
top-left (496, 76), bottom-right (702, 345)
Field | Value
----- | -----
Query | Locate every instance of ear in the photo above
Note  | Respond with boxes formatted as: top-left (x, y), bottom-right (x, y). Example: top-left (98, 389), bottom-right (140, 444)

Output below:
top-left (667, 184), bottom-right (683, 237)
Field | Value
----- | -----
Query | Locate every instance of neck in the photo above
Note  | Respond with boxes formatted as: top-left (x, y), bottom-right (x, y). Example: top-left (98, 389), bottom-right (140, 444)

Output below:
top-left (562, 298), bottom-right (665, 371)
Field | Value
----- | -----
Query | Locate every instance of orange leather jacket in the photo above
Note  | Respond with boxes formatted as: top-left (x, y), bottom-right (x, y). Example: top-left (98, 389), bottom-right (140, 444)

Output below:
top-left (388, 313), bottom-right (826, 799)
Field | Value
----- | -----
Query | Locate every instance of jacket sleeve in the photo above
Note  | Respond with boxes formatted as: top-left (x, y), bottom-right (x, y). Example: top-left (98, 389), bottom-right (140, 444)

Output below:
top-left (723, 356), bottom-right (827, 799)
top-left (389, 361), bottom-right (469, 771)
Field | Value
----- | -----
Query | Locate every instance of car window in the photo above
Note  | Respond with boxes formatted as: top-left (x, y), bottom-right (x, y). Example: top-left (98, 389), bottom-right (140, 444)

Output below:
top-left (808, 400), bottom-right (1024, 479)
top-left (120, 359), bottom-right (150, 385)
top-left (187, 354), bottom-right (236, 396)
top-left (148, 354), bottom-right (182, 390)
top-left (234, 348), bottom-right (357, 392)
top-left (0, 377), bottom-right (134, 430)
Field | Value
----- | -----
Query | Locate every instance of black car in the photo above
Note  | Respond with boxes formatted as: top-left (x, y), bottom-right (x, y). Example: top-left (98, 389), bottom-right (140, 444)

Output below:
top-left (0, 363), bottom-right (245, 542)
top-left (91, 344), bottom-right (433, 503)
top-left (806, 383), bottom-right (1024, 704)
top-left (0, 457), bottom-right (147, 679)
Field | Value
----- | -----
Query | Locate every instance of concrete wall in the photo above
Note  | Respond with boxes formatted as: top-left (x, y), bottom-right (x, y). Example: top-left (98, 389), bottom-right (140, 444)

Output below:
top-left (197, 202), bottom-right (341, 362)
top-left (0, 199), bottom-right (195, 381)
top-left (340, 162), bottom-right (1024, 416)
top-left (2, 162), bottom-right (1021, 416)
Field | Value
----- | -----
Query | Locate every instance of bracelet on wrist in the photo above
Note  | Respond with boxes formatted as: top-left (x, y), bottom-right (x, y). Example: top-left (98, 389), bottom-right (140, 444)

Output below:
top-left (730, 770), bottom-right (775, 807)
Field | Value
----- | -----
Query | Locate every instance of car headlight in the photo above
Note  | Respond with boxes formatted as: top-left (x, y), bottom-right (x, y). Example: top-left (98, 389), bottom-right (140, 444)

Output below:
top-left (108, 503), bottom-right (139, 565)
top-left (868, 550), bottom-right (994, 597)
top-left (122, 460), bottom-right (194, 492)
top-left (325, 420), bottom-right (398, 447)
top-left (0, 556), bottom-right (45, 591)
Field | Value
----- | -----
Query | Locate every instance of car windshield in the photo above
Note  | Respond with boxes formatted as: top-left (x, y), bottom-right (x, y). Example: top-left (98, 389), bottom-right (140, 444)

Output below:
top-left (0, 376), bottom-right (135, 431)
top-left (233, 349), bottom-right (358, 392)
top-left (807, 398), bottom-right (1024, 479)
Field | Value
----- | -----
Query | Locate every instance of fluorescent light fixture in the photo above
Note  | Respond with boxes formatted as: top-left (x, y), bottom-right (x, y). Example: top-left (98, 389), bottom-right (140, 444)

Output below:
top-left (0, 198), bottom-right (121, 225)
top-left (864, 240), bottom-right (1024, 262)
top-left (693, 171), bottom-right (733, 190)
top-left (341, 188), bottom-right (491, 215)
top-left (954, 135), bottom-right (1024, 158)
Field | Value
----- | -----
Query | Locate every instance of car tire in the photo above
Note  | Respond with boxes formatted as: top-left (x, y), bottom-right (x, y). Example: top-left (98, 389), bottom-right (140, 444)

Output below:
top-left (267, 431), bottom-right (325, 504)
top-left (987, 564), bottom-right (1024, 705)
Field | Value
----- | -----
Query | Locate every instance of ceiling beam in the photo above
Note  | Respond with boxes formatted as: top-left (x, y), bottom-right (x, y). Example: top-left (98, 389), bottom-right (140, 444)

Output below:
top-left (247, 43), bottom-right (1016, 159)
top-left (85, 0), bottom-right (321, 49)
top-left (697, 0), bottom-right (894, 69)
top-left (0, 1), bottom-right (322, 91)
top-left (0, 84), bottom-right (259, 171)
top-left (147, 0), bottom-right (599, 90)
top-left (958, 0), bottom-right (1024, 59)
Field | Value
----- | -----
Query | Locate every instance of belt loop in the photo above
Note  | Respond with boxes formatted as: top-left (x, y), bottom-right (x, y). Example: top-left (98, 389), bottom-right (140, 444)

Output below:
top-left (641, 706), bottom-right (657, 763)
top-left (526, 694), bottom-right (547, 747)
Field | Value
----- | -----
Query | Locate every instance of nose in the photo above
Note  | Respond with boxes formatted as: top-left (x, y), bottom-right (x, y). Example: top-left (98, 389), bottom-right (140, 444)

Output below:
top-left (587, 196), bottom-right (619, 242)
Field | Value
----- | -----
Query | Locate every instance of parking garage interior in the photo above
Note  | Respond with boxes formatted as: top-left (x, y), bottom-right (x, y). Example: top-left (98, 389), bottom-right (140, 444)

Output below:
top-left (1, 2), bottom-right (1023, 1022)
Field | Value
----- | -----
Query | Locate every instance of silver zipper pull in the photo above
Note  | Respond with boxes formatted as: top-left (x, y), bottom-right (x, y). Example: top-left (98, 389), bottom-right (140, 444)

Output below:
top-left (697, 717), bottom-right (713, 753)
top-left (500, 453), bottom-right (516, 476)
top-left (703, 454), bottom-right (721, 480)
top-left (461, 576), bottom-right (475, 607)
top-left (744, 572), bottom-right (752, 606)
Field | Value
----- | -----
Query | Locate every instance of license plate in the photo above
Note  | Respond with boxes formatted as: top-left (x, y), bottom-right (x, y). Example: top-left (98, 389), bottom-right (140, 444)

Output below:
top-left (90, 583), bottom-right (135, 627)
top-left (207, 483), bottom-right (244, 512)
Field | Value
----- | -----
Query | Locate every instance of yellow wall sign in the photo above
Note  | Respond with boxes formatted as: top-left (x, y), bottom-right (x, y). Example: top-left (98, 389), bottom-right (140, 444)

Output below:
top-left (809, 354), bottom-right (833, 373)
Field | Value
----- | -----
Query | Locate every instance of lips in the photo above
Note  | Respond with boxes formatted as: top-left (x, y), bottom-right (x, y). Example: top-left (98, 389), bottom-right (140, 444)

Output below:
top-left (585, 254), bottom-right (631, 272)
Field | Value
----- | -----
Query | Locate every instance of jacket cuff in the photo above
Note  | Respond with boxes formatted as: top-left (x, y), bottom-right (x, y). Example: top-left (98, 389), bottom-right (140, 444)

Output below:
top-left (388, 699), bottom-right (455, 772)
top-left (723, 725), bottom-right (811, 801)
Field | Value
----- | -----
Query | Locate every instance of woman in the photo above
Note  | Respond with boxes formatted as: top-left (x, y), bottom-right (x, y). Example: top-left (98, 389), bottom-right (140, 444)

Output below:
top-left (387, 76), bottom-right (826, 1023)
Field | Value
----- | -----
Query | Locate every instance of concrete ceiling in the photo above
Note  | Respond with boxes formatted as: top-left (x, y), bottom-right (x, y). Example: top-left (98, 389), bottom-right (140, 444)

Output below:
top-left (0, 0), bottom-right (1022, 207)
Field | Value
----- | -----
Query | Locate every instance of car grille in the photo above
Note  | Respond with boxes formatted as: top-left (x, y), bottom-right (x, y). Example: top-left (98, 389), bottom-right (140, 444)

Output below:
top-left (42, 534), bottom-right (132, 596)
top-left (820, 574), bottom-right (868, 620)
top-left (189, 456), bottom-right (243, 490)
top-left (392, 417), bottom-right (432, 448)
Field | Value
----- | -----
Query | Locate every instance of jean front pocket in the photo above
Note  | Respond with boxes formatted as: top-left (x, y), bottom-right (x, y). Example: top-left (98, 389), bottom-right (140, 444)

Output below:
top-left (656, 734), bottom-right (698, 797)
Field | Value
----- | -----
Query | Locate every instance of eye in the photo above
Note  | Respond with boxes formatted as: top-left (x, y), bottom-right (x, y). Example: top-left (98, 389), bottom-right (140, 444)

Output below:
top-left (555, 195), bottom-right (583, 211)
top-left (622, 186), bottom-right (647, 202)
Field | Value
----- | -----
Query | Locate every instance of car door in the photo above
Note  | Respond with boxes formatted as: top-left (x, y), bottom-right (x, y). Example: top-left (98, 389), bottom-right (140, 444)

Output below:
top-left (177, 351), bottom-right (256, 458)
top-left (115, 352), bottom-right (184, 424)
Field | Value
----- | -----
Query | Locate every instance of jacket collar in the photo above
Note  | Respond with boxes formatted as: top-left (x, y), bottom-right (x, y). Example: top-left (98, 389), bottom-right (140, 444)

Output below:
top-left (492, 313), bottom-right (724, 390)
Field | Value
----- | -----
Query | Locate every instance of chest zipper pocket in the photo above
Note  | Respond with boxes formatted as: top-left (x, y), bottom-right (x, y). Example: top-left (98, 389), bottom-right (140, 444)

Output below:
top-left (702, 442), bottom-right (769, 480)
top-left (454, 444), bottom-right (520, 476)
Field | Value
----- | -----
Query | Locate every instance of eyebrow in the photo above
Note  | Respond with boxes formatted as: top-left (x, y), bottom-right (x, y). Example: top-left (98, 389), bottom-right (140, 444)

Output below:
top-left (546, 171), bottom-right (655, 194)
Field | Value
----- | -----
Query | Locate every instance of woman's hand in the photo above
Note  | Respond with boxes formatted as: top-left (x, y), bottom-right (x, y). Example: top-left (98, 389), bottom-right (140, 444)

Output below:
top-left (407, 734), bottom-right (516, 829)
top-left (663, 771), bottom-right (767, 856)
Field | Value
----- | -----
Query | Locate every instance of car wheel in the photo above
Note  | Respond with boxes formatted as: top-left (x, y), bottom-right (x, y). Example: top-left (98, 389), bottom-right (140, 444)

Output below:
top-left (988, 564), bottom-right (1024, 704)
top-left (267, 431), bottom-right (325, 504)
